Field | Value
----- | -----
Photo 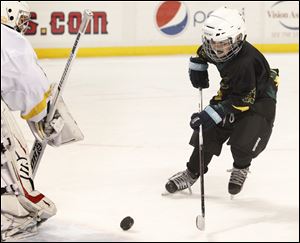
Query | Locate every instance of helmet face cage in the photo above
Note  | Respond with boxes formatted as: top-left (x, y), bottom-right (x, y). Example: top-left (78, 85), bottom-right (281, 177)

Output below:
top-left (15, 9), bottom-right (30, 34)
top-left (202, 34), bottom-right (244, 63)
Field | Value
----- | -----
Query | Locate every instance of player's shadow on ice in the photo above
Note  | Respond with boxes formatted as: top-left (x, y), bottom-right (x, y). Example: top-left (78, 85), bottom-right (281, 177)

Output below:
top-left (205, 198), bottom-right (298, 242)
top-left (162, 175), bottom-right (298, 240)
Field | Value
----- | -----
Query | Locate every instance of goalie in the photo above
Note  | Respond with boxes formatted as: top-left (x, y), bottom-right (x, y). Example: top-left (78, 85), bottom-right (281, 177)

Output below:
top-left (1, 1), bottom-right (83, 240)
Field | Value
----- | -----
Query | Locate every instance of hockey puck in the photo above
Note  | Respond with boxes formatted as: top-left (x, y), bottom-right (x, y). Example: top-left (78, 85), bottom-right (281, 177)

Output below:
top-left (120, 216), bottom-right (134, 231)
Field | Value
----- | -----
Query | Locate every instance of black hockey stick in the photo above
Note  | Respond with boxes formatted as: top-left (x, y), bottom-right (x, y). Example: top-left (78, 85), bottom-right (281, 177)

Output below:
top-left (30, 9), bottom-right (93, 178)
top-left (196, 88), bottom-right (205, 230)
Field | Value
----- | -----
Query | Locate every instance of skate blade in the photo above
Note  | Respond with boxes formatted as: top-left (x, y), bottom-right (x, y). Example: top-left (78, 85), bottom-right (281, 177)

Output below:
top-left (161, 191), bottom-right (170, 196)
top-left (161, 190), bottom-right (193, 196)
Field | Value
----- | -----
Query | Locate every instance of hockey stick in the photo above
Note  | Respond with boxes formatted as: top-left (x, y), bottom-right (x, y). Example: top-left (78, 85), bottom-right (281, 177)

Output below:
top-left (196, 88), bottom-right (205, 230)
top-left (30, 9), bottom-right (93, 178)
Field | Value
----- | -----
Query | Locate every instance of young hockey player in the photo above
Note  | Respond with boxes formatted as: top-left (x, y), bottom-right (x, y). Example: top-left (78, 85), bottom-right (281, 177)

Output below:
top-left (1, 1), bottom-right (83, 240)
top-left (165, 7), bottom-right (279, 196)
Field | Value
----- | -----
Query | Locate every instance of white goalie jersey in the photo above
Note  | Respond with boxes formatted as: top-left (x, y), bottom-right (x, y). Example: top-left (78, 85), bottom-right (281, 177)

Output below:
top-left (1, 24), bottom-right (52, 122)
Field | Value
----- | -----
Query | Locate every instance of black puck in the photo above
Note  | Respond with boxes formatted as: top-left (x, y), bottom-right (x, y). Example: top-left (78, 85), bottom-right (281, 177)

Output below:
top-left (120, 216), bottom-right (134, 231)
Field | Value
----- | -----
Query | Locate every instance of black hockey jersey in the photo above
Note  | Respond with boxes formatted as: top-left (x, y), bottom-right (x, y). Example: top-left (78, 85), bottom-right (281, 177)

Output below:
top-left (197, 41), bottom-right (279, 117)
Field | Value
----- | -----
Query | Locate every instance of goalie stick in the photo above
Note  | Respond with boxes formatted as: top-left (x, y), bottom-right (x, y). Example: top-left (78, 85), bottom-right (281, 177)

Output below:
top-left (30, 9), bottom-right (93, 178)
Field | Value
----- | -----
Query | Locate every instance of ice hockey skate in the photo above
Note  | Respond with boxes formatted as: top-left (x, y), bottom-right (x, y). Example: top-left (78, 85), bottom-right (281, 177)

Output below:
top-left (165, 169), bottom-right (199, 194)
top-left (228, 166), bottom-right (250, 195)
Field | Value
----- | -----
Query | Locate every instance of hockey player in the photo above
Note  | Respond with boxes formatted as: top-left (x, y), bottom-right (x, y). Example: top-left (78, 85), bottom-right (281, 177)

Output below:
top-left (1, 1), bottom-right (83, 240)
top-left (165, 7), bottom-right (279, 196)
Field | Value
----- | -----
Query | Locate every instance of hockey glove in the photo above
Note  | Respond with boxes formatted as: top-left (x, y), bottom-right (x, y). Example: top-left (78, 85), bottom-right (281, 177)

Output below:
top-left (190, 104), bottom-right (225, 130)
top-left (189, 57), bottom-right (209, 89)
top-left (31, 110), bottom-right (65, 143)
top-left (28, 97), bottom-right (84, 147)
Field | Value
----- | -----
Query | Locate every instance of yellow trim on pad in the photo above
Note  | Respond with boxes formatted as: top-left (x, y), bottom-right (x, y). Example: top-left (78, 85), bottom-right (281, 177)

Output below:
top-left (35, 44), bottom-right (299, 59)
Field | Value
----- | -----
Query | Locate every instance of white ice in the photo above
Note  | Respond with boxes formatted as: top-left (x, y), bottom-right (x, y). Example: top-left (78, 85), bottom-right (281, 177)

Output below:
top-left (14, 53), bottom-right (299, 242)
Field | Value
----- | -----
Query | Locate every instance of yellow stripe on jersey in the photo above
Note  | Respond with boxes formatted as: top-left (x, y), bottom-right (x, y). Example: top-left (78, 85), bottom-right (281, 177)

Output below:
top-left (214, 90), bottom-right (223, 101)
top-left (274, 76), bottom-right (280, 87)
top-left (21, 88), bottom-right (52, 120)
top-left (232, 105), bottom-right (250, 112)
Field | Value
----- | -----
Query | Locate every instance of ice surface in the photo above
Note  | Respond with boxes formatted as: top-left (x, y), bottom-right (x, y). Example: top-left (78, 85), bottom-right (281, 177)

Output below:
top-left (13, 53), bottom-right (299, 242)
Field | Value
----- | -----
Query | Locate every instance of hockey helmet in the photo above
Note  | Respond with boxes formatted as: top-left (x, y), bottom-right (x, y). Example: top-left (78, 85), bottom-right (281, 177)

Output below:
top-left (1, 1), bottom-right (30, 34)
top-left (202, 6), bottom-right (246, 63)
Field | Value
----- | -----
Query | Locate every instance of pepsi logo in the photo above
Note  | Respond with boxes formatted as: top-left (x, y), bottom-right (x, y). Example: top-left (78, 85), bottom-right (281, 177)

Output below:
top-left (155, 1), bottom-right (189, 36)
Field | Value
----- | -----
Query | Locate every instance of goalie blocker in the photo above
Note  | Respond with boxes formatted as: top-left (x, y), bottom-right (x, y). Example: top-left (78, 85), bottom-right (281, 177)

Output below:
top-left (28, 94), bottom-right (84, 147)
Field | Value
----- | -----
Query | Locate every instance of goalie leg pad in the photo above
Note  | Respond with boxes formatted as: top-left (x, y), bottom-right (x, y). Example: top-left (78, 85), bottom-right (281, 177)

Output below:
top-left (1, 194), bottom-right (38, 241)
top-left (1, 100), bottom-right (57, 240)
top-left (1, 100), bottom-right (34, 194)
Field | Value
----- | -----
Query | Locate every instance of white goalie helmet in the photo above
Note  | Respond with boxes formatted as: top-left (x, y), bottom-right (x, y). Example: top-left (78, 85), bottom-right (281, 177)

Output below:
top-left (1, 1), bottom-right (30, 34)
top-left (202, 6), bottom-right (246, 63)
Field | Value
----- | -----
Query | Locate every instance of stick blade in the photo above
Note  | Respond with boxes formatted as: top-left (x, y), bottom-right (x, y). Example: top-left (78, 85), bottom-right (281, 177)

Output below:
top-left (84, 9), bottom-right (93, 17)
top-left (196, 215), bottom-right (205, 231)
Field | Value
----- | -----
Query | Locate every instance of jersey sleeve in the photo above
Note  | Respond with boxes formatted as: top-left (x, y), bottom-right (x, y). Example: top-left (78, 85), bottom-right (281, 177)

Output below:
top-left (1, 42), bottom-right (53, 122)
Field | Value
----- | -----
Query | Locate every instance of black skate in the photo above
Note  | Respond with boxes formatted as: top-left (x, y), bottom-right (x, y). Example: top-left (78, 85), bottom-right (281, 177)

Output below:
top-left (228, 166), bottom-right (250, 195)
top-left (165, 169), bottom-right (199, 194)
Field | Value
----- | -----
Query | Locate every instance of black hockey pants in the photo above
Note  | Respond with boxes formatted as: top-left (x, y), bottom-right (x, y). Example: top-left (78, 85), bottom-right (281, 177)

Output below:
top-left (187, 98), bottom-right (276, 174)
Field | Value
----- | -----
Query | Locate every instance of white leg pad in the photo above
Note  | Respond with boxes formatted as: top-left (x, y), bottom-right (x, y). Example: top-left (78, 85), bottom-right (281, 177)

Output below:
top-left (1, 100), bottom-right (56, 241)
top-left (1, 194), bottom-right (38, 241)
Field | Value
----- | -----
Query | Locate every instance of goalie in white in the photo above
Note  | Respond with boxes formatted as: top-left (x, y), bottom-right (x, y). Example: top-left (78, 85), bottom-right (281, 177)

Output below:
top-left (1, 1), bottom-right (84, 241)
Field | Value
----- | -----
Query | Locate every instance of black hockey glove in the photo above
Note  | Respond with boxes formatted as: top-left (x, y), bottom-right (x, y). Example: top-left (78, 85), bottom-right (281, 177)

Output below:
top-left (190, 104), bottom-right (225, 131)
top-left (189, 57), bottom-right (209, 89)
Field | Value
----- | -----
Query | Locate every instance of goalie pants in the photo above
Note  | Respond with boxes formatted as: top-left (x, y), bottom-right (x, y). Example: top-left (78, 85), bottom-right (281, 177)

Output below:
top-left (187, 98), bottom-right (276, 174)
